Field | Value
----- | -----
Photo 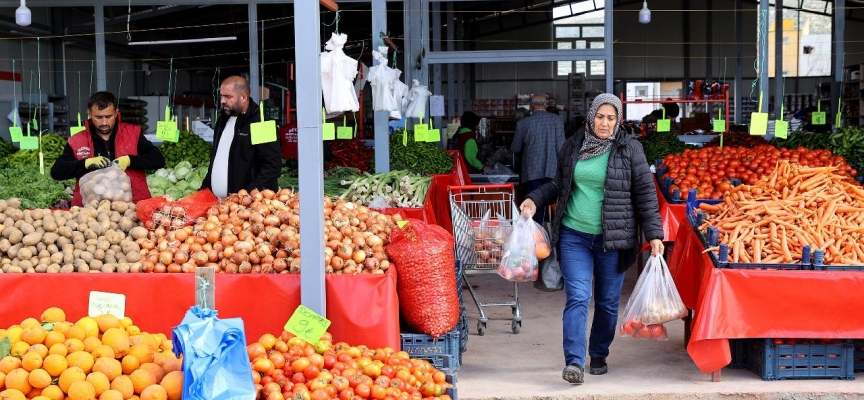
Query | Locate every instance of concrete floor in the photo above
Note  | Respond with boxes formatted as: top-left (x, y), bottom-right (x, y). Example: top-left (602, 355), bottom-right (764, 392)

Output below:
top-left (454, 268), bottom-right (864, 400)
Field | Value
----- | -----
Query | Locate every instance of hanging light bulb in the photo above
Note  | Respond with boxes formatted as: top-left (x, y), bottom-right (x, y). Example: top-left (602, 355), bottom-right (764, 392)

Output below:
top-left (639, 0), bottom-right (652, 24)
top-left (15, 0), bottom-right (31, 27)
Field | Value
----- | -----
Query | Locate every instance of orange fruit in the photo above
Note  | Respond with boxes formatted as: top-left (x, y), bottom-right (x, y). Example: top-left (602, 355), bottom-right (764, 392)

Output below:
top-left (3, 326), bottom-right (23, 343)
top-left (0, 389), bottom-right (26, 400)
top-left (129, 369), bottom-right (158, 394)
top-left (9, 341), bottom-right (29, 357)
top-left (94, 315), bottom-right (121, 334)
top-left (109, 376), bottom-right (134, 399)
top-left (138, 385), bottom-right (166, 400)
top-left (20, 318), bottom-right (40, 329)
top-left (32, 396), bottom-right (53, 400)
top-left (20, 352), bottom-right (43, 371)
top-left (86, 372), bottom-right (110, 396)
top-left (28, 344), bottom-right (49, 359)
top-left (83, 337), bottom-right (103, 354)
top-left (91, 345), bottom-right (115, 360)
top-left (0, 370), bottom-right (5, 387)
top-left (39, 385), bottom-right (65, 400)
top-left (41, 308), bottom-right (67, 324)
top-left (51, 322), bottom-right (72, 335)
top-left (535, 242), bottom-right (551, 260)
top-left (157, 357), bottom-right (181, 375)
top-left (66, 351), bottom-right (95, 373)
top-left (27, 368), bottom-right (52, 389)
top-left (127, 344), bottom-right (153, 364)
top-left (99, 390), bottom-right (125, 400)
top-left (65, 326), bottom-right (87, 341)
top-left (119, 318), bottom-right (133, 330)
top-left (137, 363), bottom-right (164, 384)
top-left (0, 356), bottom-right (22, 374)
top-left (42, 354), bottom-right (68, 377)
top-left (21, 325), bottom-right (47, 346)
top-left (4, 368), bottom-right (32, 394)
top-left (43, 331), bottom-right (66, 349)
top-left (58, 366), bottom-right (87, 393)
top-left (67, 380), bottom-right (97, 400)
top-left (74, 318), bottom-right (100, 338)
top-left (101, 329), bottom-right (130, 358)
top-left (48, 343), bottom-right (68, 357)
top-left (121, 355), bottom-right (139, 375)
top-left (159, 371), bottom-right (183, 400)
top-left (125, 326), bottom-right (141, 336)
top-left (66, 338), bottom-right (85, 353)
top-left (92, 358), bottom-right (122, 383)
top-left (158, 341), bottom-right (172, 353)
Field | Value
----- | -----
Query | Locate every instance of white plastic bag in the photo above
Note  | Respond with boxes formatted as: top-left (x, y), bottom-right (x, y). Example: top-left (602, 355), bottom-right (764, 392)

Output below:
top-left (619, 255), bottom-right (687, 341)
top-left (79, 164), bottom-right (133, 205)
top-left (496, 216), bottom-right (550, 282)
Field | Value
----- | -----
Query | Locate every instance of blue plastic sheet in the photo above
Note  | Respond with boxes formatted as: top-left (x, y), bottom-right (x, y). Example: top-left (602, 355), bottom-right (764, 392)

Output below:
top-left (172, 306), bottom-right (256, 400)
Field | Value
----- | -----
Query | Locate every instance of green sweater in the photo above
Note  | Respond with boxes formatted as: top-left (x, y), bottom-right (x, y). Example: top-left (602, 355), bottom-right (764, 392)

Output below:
top-left (562, 152), bottom-right (610, 234)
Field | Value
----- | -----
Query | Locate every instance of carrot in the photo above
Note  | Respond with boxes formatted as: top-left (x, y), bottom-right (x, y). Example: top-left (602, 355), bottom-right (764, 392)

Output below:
top-left (753, 239), bottom-right (762, 263)
top-left (780, 226), bottom-right (792, 262)
top-left (834, 206), bottom-right (864, 213)
top-left (699, 203), bottom-right (723, 212)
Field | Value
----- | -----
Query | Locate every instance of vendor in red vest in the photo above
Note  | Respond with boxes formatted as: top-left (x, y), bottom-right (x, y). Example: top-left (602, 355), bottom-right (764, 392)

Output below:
top-left (51, 91), bottom-right (165, 207)
top-left (451, 111), bottom-right (489, 173)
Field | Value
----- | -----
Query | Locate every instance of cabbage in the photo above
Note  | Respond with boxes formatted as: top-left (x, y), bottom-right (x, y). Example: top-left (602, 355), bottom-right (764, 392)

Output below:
top-left (154, 168), bottom-right (170, 178)
top-left (166, 171), bottom-right (178, 184)
top-left (148, 175), bottom-right (171, 190)
top-left (174, 180), bottom-right (189, 191)
top-left (187, 177), bottom-right (203, 189)
top-left (174, 165), bottom-right (192, 180)
top-left (166, 187), bottom-right (185, 200)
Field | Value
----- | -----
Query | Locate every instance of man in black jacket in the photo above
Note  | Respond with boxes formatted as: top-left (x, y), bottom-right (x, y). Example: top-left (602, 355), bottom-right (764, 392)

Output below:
top-left (202, 76), bottom-right (281, 197)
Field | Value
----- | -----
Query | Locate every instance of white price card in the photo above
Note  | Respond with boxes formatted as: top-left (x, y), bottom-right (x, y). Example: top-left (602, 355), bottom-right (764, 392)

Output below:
top-left (88, 291), bottom-right (126, 319)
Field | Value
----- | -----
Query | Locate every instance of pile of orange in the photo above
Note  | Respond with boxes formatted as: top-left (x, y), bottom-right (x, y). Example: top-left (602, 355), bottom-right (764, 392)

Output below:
top-left (0, 308), bottom-right (183, 400)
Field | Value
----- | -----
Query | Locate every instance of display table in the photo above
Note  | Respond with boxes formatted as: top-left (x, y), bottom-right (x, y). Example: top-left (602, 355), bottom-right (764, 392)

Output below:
top-left (0, 271), bottom-right (399, 350)
top-left (667, 223), bottom-right (864, 375)
top-left (654, 180), bottom-right (688, 243)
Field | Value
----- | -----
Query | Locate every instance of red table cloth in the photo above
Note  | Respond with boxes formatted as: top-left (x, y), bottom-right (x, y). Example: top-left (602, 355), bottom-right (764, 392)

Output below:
top-left (0, 271), bottom-right (399, 350)
top-left (655, 180), bottom-right (688, 242)
top-left (667, 223), bottom-right (864, 374)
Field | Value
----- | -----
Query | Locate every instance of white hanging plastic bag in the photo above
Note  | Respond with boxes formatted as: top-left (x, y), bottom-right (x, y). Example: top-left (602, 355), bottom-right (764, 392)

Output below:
top-left (79, 163), bottom-right (133, 205)
top-left (320, 32), bottom-right (360, 113)
top-left (619, 255), bottom-right (687, 341)
top-left (496, 215), bottom-right (549, 282)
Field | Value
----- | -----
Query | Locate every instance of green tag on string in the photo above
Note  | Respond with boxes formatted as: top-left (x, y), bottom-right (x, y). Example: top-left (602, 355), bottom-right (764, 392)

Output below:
top-left (322, 108), bottom-right (335, 141)
top-left (414, 113), bottom-right (428, 142)
top-left (656, 108), bottom-right (670, 132)
top-left (31, 118), bottom-right (38, 132)
top-left (835, 98), bottom-right (842, 128)
top-left (9, 127), bottom-right (22, 143)
top-left (336, 115), bottom-right (353, 139)
top-left (20, 123), bottom-right (38, 150)
top-left (774, 104), bottom-right (788, 139)
top-left (396, 220), bottom-right (409, 228)
top-left (713, 107), bottom-right (726, 133)
top-left (428, 119), bottom-right (441, 143)
top-left (749, 93), bottom-right (768, 135)
top-left (156, 106), bottom-right (178, 142)
top-left (251, 105), bottom-right (277, 145)
top-left (402, 128), bottom-right (408, 146)
top-left (70, 113), bottom-right (86, 136)
top-left (284, 305), bottom-right (331, 345)
top-left (812, 100), bottom-right (826, 125)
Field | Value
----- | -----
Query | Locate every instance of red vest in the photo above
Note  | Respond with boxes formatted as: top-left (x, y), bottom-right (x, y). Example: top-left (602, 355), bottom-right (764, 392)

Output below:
top-left (454, 128), bottom-right (481, 173)
top-left (68, 122), bottom-right (151, 206)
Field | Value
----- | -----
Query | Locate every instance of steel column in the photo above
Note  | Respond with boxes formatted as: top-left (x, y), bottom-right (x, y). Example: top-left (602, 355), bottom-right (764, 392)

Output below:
top-left (833, 0), bottom-right (845, 119)
top-left (707, 0), bottom-right (713, 82)
top-left (735, 0), bottom-right (743, 123)
top-left (431, 1), bottom-right (443, 145)
top-left (446, 2), bottom-right (455, 119)
top-left (775, 0), bottom-right (783, 119)
top-left (372, 0), bottom-right (390, 173)
top-left (759, 0), bottom-right (769, 113)
top-left (426, 49), bottom-right (608, 64)
top-left (294, 1), bottom-right (326, 316)
top-left (604, 0), bottom-right (612, 93)
top-left (249, 2), bottom-right (260, 103)
top-left (95, 6), bottom-right (107, 91)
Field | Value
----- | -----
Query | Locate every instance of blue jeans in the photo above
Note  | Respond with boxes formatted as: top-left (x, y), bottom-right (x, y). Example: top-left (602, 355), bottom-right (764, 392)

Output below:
top-left (559, 226), bottom-right (624, 367)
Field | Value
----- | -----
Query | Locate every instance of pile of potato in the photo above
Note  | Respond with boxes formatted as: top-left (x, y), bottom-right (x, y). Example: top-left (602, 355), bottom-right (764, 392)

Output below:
top-left (0, 198), bottom-right (147, 273)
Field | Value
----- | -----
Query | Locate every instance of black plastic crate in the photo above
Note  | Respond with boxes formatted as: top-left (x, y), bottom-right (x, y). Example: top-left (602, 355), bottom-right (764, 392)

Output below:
top-left (746, 339), bottom-right (855, 381)
top-left (728, 339), bottom-right (748, 369)
top-left (811, 250), bottom-right (864, 271)
top-left (400, 329), bottom-right (461, 373)
top-left (854, 340), bottom-right (864, 372)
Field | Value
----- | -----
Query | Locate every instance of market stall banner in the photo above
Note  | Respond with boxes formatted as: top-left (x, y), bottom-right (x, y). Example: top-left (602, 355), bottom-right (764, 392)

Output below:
top-left (668, 223), bottom-right (864, 374)
top-left (0, 272), bottom-right (399, 350)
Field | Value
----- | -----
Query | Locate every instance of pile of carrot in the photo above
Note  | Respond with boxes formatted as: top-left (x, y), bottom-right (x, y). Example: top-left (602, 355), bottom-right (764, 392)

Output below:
top-left (697, 160), bottom-right (864, 265)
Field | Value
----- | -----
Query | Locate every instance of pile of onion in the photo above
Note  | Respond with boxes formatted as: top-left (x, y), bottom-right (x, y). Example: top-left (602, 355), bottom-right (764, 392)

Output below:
top-left (135, 188), bottom-right (397, 274)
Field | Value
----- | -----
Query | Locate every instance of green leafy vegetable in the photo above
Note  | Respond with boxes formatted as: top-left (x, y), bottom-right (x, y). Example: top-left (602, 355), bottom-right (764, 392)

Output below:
top-left (0, 165), bottom-right (74, 209)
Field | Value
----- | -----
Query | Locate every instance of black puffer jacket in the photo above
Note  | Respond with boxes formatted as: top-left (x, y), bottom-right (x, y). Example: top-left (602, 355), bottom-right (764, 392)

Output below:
top-left (526, 127), bottom-right (664, 271)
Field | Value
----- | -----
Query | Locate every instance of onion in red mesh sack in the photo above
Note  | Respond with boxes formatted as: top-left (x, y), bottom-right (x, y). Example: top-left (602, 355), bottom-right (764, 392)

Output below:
top-left (386, 219), bottom-right (459, 338)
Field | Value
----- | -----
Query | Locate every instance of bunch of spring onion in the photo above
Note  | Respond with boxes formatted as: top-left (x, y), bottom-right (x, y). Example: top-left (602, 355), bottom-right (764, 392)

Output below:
top-left (339, 170), bottom-right (432, 208)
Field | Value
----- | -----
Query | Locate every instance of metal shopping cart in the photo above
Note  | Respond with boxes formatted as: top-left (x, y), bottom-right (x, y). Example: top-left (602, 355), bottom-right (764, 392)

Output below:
top-left (449, 184), bottom-right (522, 335)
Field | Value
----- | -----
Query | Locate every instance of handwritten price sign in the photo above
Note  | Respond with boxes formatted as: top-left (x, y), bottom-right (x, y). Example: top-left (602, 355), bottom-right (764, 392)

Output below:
top-left (284, 305), bottom-right (331, 344)
top-left (88, 291), bottom-right (126, 318)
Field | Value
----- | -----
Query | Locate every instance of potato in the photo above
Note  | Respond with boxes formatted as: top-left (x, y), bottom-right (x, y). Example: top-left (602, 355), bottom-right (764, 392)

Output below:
top-left (0, 238), bottom-right (10, 253)
top-left (31, 209), bottom-right (44, 220)
top-left (0, 199), bottom-right (6, 213)
top-left (74, 240), bottom-right (86, 251)
top-left (18, 259), bottom-right (32, 270)
top-left (57, 226), bottom-right (73, 239)
top-left (8, 229), bottom-right (23, 245)
top-left (35, 242), bottom-right (46, 252)
top-left (94, 249), bottom-right (106, 261)
top-left (42, 232), bottom-right (59, 245)
top-left (117, 263), bottom-right (131, 273)
top-left (25, 267), bottom-right (36, 273)
top-left (86, 238), bottom-right (98, 247)
top-left (22, 232), bottom-right (43, 246)
top-left (38, 250), bottom-right (50, 258)
top-left (97, 240), bottom-right (111, 252)
top-left (7, 198), bottom-right (21, 210)
top-left (110, 212), bottom-right (122, 224)
top-left (120, 240), bottom-right (139, 255)
top-left (75, 213), bottom-right (89, 225)
top-left (16, 247), bottom-right (33, 260)
top-left (105, 254), bottom-right (118, 264)
top-left (33, 220), bottom-right (42, 228)
top-left (65, 220), bottom-right (79, 231)
top-left (54, 216), bottom-right (67, 228)
top-left (22, 210), bottom-right (33, 224)
top-left (72, 232), bottom-right (85, 243)
top-left (86, 245), bottom-right (96, 254)
top-left (118, 217), bottom-right (135, 232)
top-left (47, 264), bottom-right (61, 273)
top-left (100, 263), bottom-right (116, 273)
top-left (7, 266), bottom-right (23, 273)
top-left (62, 244), bottom-right (74, 253)
top-left (130, 226), bottom-right (150, 241)
top-left (7, 243), bottom-right (22, 258)
top-left (47, 244), bottom-right (58, 253)
top-left (90, 259), bottom-right (103, 271)
top-left (70, 249), bottom-right (81, 260)
top-left (109, 245), bottom-right (122, 254)
top-left (83, 229), bottom-right (97, 241)
top-left (56, 237), bottom-right (70, 248)
top-left (42, 216), bottom-right (58, 233)
top-left (60, 264), bottom-right (75, 273)
top-left (106, 231), bottom-right (123, 246)
top-left (50, 252), bottom-right (64, 264)
top-left (124, 251), bottom-right (142, 263)
top-left (80, 251), bottom-right (94, 263)
top-left (34, 263), bottom-right (48, 273)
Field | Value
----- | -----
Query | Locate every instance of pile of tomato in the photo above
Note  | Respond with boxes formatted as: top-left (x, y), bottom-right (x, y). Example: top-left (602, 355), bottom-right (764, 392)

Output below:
top-left (248, 330), bottom-right (453, 400)
top-left (659, 145), bottom-right (859, 200)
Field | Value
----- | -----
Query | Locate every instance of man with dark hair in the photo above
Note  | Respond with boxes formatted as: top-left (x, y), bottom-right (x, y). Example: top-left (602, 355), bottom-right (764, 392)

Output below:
top-left (201, 75), bottom-right (281, 197)
top-left (510, 93), bottom-right (565, 223)
top-left (51, 91), bottom-right (165, 206)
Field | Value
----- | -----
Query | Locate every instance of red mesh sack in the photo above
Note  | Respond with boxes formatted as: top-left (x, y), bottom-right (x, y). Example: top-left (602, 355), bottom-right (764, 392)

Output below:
top-left (136, 196), bottom-right (169, 226)
top-left (386, 219), bottom-right (459, 338)
top-left (174, 189), bottom-right (219, 223)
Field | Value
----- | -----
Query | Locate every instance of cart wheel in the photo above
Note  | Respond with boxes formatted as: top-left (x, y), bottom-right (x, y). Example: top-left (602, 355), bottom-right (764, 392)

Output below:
top-left (477, 321), bottom-right (486, 336)
top-left (511, 319), bottom-right (521, 334)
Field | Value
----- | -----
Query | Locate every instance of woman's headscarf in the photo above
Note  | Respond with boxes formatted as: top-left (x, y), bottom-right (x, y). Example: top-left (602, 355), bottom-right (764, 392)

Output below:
top-left (579, 93), bottom-right (622, 161)
top-left (459, 111), bottom-right (481, 131)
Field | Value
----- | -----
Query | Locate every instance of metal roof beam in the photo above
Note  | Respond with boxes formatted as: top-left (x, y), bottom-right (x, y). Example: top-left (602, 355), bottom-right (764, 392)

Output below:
top-left (426, 48), bottom-right (606, 64)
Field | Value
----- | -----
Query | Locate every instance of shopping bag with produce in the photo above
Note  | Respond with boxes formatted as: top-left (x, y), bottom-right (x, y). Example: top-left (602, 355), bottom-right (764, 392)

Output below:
top-left (619, 255), bottom-right (687, 341)
top-left (79, 163), bottom-right (133, 205)
top-left (496, 215), bottom-right (550, 282)
top-left (386, 219), bottom-right (459, 338)
top-left (534, 222), bottom-right (564, 292)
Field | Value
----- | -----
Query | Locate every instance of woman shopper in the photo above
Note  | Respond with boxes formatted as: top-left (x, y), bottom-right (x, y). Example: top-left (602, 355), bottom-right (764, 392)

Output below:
top-left (519, 93), bottom-right (664, 385)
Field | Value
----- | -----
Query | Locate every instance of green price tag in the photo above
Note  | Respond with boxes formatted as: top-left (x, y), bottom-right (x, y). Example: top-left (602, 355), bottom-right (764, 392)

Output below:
top-left (39, 152), bottom-right (44, 175)
top-left (284, 305), bottom-right (331, 344)
top-left (428, 128), bottom-right (441, 143)
top-left (156, 121), bottom-right (178, 142)
top-left (70, 113), bottom-right (86, 136)
top-left (402, 129), bottom-right (407, 146)
top-left (251, 106), bottom-right (277, 145)
top-left (812, 112), bottom-right (826, 125)
top-left (396, 220), bottom-right (409, 228)
top-left (656, 119), bottom-right (671, 132)
top-left (836, 98), bottom-right (843, 128)
top-left (414, 124), bottom-right (428, 142)
top-left (774, 120), bottom-right (789, 139)
top-left (713, 120), bottom-right (726, 133)
top-left (336, 117), bottom-right (352, 139)
top-left (322, 108), bottom-right (335, 140)
top-left (9, 127), bottom-right (22, 143)
top-left (749, 93), bottom-right (768, 135)
top-left (20, 136), bottom-right (38, 150)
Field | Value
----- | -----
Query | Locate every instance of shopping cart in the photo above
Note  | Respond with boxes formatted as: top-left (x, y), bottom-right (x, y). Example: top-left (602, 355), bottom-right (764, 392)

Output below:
top-left (449, 184), bottom-right (522, 335)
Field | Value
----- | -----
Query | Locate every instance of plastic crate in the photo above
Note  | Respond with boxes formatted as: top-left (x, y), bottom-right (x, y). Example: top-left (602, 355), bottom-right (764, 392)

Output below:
top-left (400, 329), bottom-right (461, 373)
top-left (446, 373), bottom-right (458, 400)
top-left (811, 250), bottom-right (864, 271)
top-left (728, 339), bottom-right (748, 369)
top-left (413, 353), bottom-right (459, 375)
top-left (854, 340), bottom-right (864, 372)
top-left (655, 173), bottom-right (725, 205)
top-left (746, 339), bottom-right (855, 381)
top-left (458, 306), bottom-right (467, 363)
